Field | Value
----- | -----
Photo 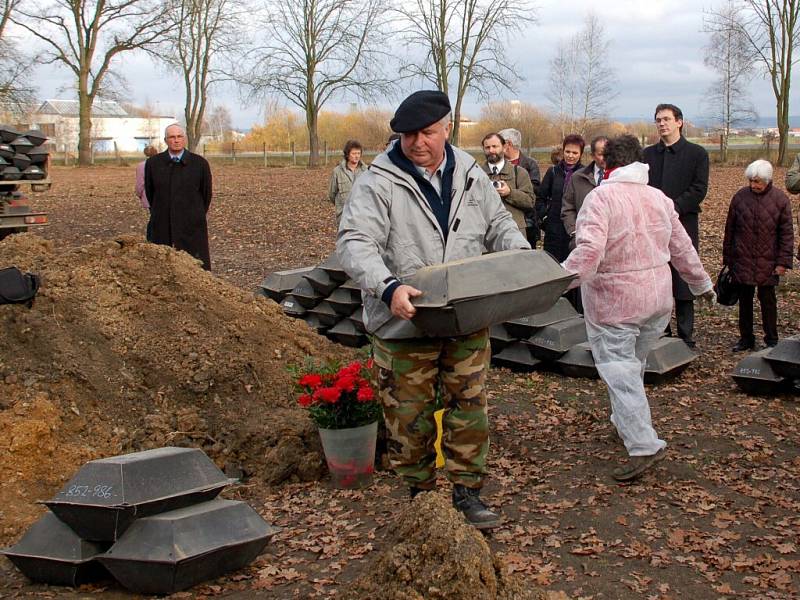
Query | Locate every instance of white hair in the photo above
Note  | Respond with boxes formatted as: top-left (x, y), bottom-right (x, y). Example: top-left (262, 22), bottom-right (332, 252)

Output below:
top-left (745, 159), bottom-right (773, 183)
top-left (439, 112), bottom-right (452, 128)
top-left (499, 128), bottom-right (522, 147)
top-left (164, 123), bottom-right (186, 138)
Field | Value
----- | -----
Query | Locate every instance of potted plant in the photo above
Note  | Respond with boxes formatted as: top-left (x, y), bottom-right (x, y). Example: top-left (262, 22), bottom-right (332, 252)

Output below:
top-left (292, 358), bottom-right (382, 489)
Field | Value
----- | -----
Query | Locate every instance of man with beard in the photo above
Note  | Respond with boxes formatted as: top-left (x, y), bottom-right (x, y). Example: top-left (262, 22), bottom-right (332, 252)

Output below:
top-left (481, 132), bottom-right (534, 234)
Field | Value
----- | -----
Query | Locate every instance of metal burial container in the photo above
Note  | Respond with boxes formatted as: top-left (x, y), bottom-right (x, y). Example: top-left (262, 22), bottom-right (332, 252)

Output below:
top-left (556, 342), bottom-right (598, 379)
top-left (319, 253), bottom-right (349, 283)
top-left (23, 130), bottom-right (48, 147)
top-left (326, 286), bottom-right (362, 316)
top-left (340, 278), bottom-right (362, 291)
top-left (302, 313), bottom-right (329, 334)
top-left (258, 266), bottom-right (314, 302)
top-left (280, 294), bottom-right (307, 318)
top-left (489, 323), bottom-right (515, 354)
top-left (407, 250), bottom-right (575, 337)
top-left (306, 300), bottom-right (342, 328)
top-left (303, 267), bottom-right (339, 296)
top-left (764, 335), bottom-right (800, 378)
top-left (0, 125), bottom-right (19, 143)
top-left (525, 316), bottom-right (588, 361)
top-left (10, 136), bottom-right (33, 154)
top-left (327, 318), bottom-right (369, 347)
top-left (732, 349), bottom-right (789, 396)
top-left (504, 298), bottom-right (579, 339)
top-left (99, 499), bottom-right (279, 595)
top-left (0, 143), bottom-right (14, 160)
top-left (12, 153), bottom-right (31, 170)
top-left (492, 341), bottom-right (541, 372)
top-left (44, 447), bottom-right (233, 542)
top-left (27, 145), bottom-right (49, 166)
top-left (1, 512), bottom-right (110, 586)
top-left (288, 278), bottom-right (324, 309)
top-left (644, 337), bottom-right (697, 384)
top-left (349, 309), bottom-right (366, 333)
top-left (1, 165), bottom-right (20, 180)
top-left (22, 165), bottom-right (46, 180)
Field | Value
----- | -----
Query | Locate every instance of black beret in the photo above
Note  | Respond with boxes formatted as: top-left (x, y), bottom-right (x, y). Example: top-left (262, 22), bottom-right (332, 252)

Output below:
top-left (390, 90), bottom-right (451, 133)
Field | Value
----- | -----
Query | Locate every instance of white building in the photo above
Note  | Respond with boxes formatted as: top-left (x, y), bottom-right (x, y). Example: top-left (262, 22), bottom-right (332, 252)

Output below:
top-left (30, 99), bottom-right (176, 154)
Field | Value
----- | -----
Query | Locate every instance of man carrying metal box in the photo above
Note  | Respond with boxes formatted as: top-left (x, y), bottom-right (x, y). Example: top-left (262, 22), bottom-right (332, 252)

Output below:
top-left (337, 91), bottom-right (530, 529)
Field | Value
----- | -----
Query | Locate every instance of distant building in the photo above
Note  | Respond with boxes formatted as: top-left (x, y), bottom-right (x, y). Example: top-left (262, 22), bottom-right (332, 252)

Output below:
top-left (28, 99), bottom-right (176, 153)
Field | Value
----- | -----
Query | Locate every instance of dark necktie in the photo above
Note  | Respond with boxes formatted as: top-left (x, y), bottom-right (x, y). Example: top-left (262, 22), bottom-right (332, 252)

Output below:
top-left (596, 170), bottom-right (602, 186)
top-left (492, 166), bottom-right (498, 175)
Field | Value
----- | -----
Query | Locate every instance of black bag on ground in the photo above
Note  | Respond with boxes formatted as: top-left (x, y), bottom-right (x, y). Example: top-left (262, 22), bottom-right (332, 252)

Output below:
top-left (0, 266), bottom-right (40, 306)
top-left (714, 265), bottom-right (738, 306)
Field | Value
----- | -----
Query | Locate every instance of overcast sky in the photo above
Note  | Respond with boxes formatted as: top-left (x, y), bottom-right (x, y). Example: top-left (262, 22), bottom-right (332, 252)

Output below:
top-left (23, 0), bottom-right (792, 129)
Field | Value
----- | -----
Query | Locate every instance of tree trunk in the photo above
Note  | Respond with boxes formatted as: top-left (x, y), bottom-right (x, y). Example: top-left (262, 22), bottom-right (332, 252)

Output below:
top-left (307, 107), bottom-right (320, 168)
top-left (776, 91), bottom-right (789, 166)
top-left (451, 98), bottom-right (462, 147)
top-left (77, 72), bottom-right (93, 167)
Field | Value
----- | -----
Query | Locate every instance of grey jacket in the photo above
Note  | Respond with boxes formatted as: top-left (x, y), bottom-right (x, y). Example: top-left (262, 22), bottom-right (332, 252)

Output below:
top-left (786, 153), bottom-right (800, 194)
top-left (328, 160), bottom-right (367, 223)
top-left (562, 161), bottom-right (602, 248)
top-left (337, 144), bottom-right (530, 339)
top-left (482, 161), bottom-right (534, 233)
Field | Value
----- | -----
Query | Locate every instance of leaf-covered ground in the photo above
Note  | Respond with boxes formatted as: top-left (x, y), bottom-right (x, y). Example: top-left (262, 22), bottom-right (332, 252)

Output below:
top-left (4, 161), bottom-right (799, 599)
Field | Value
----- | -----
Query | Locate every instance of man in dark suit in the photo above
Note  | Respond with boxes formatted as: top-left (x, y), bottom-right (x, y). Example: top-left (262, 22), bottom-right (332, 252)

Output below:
top-left (145, 124), bottom-right (213, 271)
top-left (643, 104), bottom-right (709, 348)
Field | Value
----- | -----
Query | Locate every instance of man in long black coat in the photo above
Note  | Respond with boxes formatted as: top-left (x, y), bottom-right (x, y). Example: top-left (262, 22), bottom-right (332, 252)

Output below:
top-left (145, 124), bottom-right (213, 270)
top-left (643, 104), bottom-right (709, 348)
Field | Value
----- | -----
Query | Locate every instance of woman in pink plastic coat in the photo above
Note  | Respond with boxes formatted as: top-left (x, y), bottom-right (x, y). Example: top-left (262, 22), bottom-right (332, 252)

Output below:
top-left (135, 145), bottom-right (158, 240)
top-left (562, 134), bottom-right (714, 481)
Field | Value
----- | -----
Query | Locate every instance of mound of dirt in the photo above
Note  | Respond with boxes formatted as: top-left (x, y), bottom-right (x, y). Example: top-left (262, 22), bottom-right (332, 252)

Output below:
top-left (343, 493), bottom-right (555, 600)
top-left (0, 234), bottom-right (351, 543)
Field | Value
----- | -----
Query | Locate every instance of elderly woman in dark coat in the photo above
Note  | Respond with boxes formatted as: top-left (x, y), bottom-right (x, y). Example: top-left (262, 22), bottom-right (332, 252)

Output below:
top-left (536, 134), bottom-right (584, 263)
top-left (723, 160), bottom-right (794, 351)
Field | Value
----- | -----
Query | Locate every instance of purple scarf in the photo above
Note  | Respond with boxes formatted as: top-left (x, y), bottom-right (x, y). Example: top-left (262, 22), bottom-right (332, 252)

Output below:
top-left (561, 160), bottom-right (581, 190)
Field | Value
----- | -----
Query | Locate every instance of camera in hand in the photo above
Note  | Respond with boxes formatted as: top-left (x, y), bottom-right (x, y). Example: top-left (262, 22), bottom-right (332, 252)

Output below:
top-left (492, 180), bottom-right (501, 189)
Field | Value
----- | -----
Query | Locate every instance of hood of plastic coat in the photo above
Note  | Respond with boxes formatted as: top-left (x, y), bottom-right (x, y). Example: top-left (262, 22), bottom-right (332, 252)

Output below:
top-left (604, 161), bottom-right (650, 185)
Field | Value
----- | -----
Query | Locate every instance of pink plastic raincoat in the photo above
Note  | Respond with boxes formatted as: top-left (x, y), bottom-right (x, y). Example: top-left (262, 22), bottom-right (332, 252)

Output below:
top-left (563, 162), bottom-right (712, 326)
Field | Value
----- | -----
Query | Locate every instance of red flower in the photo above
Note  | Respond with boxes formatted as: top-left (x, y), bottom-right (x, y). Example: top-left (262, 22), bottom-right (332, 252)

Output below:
top-left (356, 386), bottom-right (374, 402)
top-left (314, 386), bottom-right (341, 404)
top-left (298, 374), bottom-right (323, 389)
top-left (298, 393), bottom-right (314, 407)
top-left (335, 375), bottom-right (357, 392)
top-left (337, 361), bottom-right (362, 378)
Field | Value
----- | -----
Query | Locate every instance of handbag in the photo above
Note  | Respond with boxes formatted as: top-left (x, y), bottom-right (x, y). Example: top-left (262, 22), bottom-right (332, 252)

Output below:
top-left (0, 266), bottom-right (40, 307)
top-left (714, 265), bottom-right (738, 306)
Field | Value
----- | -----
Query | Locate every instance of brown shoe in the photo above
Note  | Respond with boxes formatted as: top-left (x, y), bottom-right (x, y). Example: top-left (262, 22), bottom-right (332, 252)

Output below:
top-left (612, 448), bottom-right (666, 482)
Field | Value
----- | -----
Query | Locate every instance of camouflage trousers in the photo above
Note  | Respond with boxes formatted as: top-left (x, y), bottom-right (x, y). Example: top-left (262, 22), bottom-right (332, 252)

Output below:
top-left (371, 329), bottom-right (491, 489)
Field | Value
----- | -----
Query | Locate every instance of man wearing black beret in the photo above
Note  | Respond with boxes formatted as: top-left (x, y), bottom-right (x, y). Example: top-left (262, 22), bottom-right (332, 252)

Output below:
top-left (337, 90), bottom-right (530, 529)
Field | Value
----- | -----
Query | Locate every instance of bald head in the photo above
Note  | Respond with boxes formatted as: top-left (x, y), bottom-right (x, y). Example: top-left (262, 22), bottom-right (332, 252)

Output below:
top-left (164, 123), bottom-right (187, 154)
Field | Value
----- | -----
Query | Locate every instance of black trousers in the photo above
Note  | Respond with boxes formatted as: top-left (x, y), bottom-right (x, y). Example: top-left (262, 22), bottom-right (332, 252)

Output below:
top-left (666, 299), bottom-right (695, 345)
top-left (737, 284), bottom-right (778, 345)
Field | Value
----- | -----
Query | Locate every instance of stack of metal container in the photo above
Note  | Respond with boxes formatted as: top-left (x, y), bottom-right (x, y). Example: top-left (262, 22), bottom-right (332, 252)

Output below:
top-left (0, 126), bottom-right (50, 182)
top-left (1, 447), bottom-right (278, 594)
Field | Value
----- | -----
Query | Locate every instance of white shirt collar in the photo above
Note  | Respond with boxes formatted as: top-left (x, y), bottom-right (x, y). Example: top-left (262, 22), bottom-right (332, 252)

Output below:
top-left (488, 158), bottom-right (505, 174)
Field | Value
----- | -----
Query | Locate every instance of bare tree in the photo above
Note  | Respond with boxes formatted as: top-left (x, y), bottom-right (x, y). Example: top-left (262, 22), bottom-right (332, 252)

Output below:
top-left (203, 104), bottom-right (232, 141)
top-left (241, 0), bottom-right (391, 168)
top-left (547, 13), bottom-right (618, 137)
top-left (0, 0), bottom-right (35, 113)
top-left (157, 0), bottom-right (241, 151)
top-left (709, 0), bottom-right (800, 165)
top-left (703, 0), bottom-right (758, 162)
top-left (13, 0), bottom-right (169, 165)
top-left (396, 0), bottom-right (535, 145)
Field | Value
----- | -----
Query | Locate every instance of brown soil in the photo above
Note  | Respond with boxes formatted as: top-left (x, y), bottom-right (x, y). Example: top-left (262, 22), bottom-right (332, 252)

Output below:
top-left (343, 492), bottom-right (559, 600)
top-left (0, 232), bottom-right (350, 545)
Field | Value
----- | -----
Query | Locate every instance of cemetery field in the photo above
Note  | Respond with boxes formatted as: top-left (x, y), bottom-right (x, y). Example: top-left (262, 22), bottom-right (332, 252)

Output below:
top-left (1, 162), bottom-right (799, 599)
